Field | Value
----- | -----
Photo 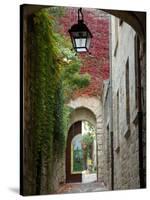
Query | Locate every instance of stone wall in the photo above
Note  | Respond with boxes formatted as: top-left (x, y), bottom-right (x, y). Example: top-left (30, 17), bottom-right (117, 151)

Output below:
top-left (102, 80), bottom-right (112, 189)
top-left (50, 155), bottom-right (66, 192)
top-left (111, 17), bottom-right (140, 189)
top-left (102, 16), bottom-right (146, 190)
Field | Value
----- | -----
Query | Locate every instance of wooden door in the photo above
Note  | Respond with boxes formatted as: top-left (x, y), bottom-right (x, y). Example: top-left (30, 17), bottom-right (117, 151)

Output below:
top-left (66, 121), bottom-right (82, 183)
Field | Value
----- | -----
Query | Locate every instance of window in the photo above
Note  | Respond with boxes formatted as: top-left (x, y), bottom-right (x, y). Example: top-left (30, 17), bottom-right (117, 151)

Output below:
top-left (115, 90), bottom-right (120, 152)
top-left (119, 18), bottom-right (123, 26)
top-left (123, 58), bottom-right (131, 138)
top-left (115, 18), bottom-right (118, 43)
top-left (126, 58), bottom-right (130, 126)
top-left (107, 125), bottom-right (110, 169)
top-left (114, 17), bottom-right (119, 56)
top-left (134, 34), bottom-right (140, 109)
top-left (117, 90), bottom-right (119, 140)
top-left (114, 90), bottom-right (120, 152)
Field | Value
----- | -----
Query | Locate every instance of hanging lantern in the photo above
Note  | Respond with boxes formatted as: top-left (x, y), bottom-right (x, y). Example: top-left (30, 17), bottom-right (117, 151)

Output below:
top-left (68, 8), bottom-right (93, 53)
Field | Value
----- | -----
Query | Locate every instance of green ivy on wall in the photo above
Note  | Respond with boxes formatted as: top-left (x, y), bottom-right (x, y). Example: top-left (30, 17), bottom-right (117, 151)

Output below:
top-left (29, 8), bottom-right (91, 193)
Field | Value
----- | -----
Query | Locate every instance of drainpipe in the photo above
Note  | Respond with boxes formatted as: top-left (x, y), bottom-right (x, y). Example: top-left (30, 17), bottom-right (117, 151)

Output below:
top-left (109, 17), bottom-right (114, 190)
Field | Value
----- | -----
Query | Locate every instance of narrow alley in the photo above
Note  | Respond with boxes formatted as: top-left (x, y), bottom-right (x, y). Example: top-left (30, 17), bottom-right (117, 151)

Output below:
top-left (21, 4), bottom-right (146, 196)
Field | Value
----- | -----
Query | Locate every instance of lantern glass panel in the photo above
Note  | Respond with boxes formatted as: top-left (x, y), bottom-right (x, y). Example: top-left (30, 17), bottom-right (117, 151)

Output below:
top-left (86, 37), bottom-right (91, 49)
top-left (75, 38), bottom-right (86, 48)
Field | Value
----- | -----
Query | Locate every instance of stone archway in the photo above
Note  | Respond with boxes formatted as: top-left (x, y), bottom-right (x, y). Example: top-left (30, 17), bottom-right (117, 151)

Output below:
top-left (69, 107), bottom-right (97, 128)
top-left (67, 96), bottom-right (105, 184)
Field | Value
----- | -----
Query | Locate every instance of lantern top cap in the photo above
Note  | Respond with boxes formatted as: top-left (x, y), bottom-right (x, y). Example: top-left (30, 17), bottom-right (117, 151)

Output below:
top-left (68, 20), bottom-right (93, 38)
top-left (68, 8), bottom-right (92, 37)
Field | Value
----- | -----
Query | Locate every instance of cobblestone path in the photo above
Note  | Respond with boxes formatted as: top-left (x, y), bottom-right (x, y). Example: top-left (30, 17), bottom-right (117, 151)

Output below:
top-left (57, 181), bottom-right (107, 194)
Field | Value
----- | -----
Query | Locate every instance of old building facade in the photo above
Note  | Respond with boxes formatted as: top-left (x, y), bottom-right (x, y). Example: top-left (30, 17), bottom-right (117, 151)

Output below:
top-left (103, 15), bottom-right (146, 190)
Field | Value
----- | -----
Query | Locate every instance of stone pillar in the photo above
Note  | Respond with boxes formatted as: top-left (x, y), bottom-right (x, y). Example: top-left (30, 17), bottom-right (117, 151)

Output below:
top-left (96, 115), bottom-right (105, 184)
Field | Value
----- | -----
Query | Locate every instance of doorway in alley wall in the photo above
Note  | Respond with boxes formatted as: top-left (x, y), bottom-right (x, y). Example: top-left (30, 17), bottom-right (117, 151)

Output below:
top-left (66, 120), bottom-right (97, 183)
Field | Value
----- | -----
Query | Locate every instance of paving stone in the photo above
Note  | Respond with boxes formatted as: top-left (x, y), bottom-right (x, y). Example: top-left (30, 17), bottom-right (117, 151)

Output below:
top-left (57, 182), bottom-right (107, 194)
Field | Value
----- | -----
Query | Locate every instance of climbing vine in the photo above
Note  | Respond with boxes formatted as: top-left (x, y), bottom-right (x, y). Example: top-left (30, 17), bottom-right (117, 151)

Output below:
top-left (29, 10), bottom-right (58, 192)
top-left (59, 8), bottom-right (110, 97)
top-left (29, 8), bottom-right (91, 192)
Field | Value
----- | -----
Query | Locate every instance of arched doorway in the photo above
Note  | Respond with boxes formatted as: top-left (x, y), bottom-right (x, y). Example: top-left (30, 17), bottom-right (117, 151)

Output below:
top-left (66, 102), bottom-right (99, 183)
top-left (66, 120), bottom-right (97, 183)
top-left (66, 121), bottom-right (82, 183)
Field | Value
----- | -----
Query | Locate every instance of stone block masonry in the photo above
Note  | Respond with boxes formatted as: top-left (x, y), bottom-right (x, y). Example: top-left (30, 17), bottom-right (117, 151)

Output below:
top-left (106, 17), bottom-right (140, 190)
